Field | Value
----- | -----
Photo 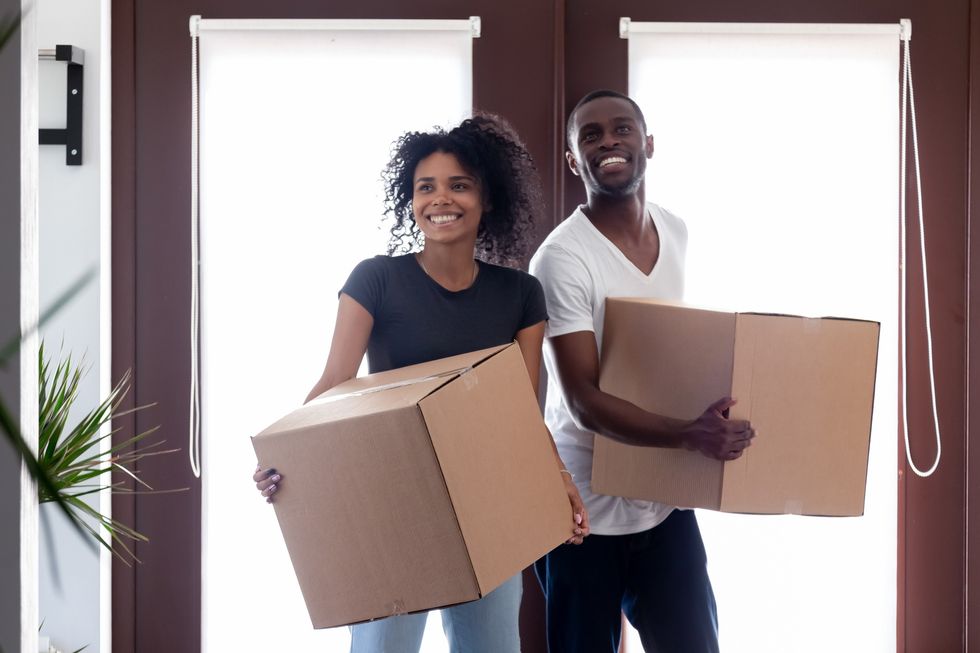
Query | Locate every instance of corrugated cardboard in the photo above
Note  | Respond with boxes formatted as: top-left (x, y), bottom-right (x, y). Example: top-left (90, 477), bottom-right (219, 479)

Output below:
top-left (252, 342), bottom-right (571, 628)
top-left (592, 298), bottom-right (880, 517)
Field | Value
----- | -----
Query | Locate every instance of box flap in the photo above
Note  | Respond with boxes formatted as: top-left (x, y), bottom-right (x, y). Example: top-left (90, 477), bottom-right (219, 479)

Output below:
top-left (315, 344), bottom-right (510, 401)
top-left (721, 314), bottom-right (879, 516)
top-left (419, 343), bottom-right (570, 594)
top-left (592, 298), bottom-right (737, 507)
top-left (256, 377), bottom-right (450, 437)
top-left (740, 311), bottom-right (880, 326)
top-left (251, 405), bottom-right (479, 628)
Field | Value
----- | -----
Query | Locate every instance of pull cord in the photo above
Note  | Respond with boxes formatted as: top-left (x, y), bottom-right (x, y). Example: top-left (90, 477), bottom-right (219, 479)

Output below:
top-left (900, 29), bottom-right (941, 478)
top-left (189, 20), bottom-right (202, 479)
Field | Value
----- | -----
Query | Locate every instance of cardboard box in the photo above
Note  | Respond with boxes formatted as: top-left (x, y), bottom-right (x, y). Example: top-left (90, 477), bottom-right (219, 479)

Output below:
top-left (252, 342), bottom-right (571, 628)
top-left (592, 298), bottom-right (880, 516)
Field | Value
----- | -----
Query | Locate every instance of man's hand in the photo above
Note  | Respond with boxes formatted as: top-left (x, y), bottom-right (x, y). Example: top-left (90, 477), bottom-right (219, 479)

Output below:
top-left (681, 397), bottom-right (756, 461)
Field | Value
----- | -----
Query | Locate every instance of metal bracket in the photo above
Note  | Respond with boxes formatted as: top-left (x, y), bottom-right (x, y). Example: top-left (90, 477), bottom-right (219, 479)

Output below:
top-left (39, 45), bottom-right (84, 166)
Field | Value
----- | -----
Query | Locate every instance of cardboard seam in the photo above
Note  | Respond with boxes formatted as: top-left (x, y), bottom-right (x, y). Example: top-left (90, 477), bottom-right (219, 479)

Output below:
top-left (415, 397), bottom-right (484, 599)
top-left (718, 317), bottom-right (739, 510)
top-left (307, 366), bottom-right (472, 406)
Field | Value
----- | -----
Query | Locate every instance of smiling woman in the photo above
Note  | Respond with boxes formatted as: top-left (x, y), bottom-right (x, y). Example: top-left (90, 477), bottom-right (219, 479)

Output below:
top-left (253, 114), bottom-right (588, 653)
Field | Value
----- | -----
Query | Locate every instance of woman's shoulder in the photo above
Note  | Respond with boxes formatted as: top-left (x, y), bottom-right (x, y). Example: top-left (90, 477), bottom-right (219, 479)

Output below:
top-left (478, 261), bottom-right (542, 291)
top-left (351, 253), bottom-right (415, 273)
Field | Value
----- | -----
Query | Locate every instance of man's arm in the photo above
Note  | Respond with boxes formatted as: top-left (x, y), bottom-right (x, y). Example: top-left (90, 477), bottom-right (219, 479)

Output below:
top-left (548, 330), bottom-right (754, 461)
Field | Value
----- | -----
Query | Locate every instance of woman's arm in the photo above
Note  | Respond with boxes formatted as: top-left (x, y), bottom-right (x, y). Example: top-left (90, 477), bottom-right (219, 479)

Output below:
top-left (255, 293), bottom-right (374, 502)
top-left (515, 321), bottom-right (589, 544)
top-left (304, 293), bottom-right (374, 403)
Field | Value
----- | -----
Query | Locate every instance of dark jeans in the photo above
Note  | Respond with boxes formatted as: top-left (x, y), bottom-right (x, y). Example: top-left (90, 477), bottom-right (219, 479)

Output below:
top-left (534, 509), bottom-right (719, 653)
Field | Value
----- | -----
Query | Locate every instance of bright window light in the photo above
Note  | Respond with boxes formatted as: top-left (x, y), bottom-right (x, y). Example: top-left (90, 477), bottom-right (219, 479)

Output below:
top-left (198, 23), bottom-right (472, 652)
top-left (626, 26), bottom-right (898, 652)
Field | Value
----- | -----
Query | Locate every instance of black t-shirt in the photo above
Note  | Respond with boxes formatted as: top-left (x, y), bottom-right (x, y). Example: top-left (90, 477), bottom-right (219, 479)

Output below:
top-left (341, 254), bottom-right (548, 373)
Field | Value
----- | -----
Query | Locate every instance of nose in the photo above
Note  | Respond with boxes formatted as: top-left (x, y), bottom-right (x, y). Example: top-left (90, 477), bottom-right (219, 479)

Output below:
top-left (431, 190), bottom-right (453, 205)
top-left (598, 129), bottom-right (620, 149)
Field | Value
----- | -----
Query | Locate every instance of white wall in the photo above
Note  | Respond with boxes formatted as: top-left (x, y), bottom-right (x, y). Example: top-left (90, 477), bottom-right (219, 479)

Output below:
top-left (37, 1), bottom-right (106, 652)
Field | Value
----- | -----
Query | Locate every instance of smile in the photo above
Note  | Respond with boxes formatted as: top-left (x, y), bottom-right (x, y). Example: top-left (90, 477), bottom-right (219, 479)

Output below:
top-left (598, 156), bottom-right (628, 168)
top-left (427, 214), bottom-right (462, 225)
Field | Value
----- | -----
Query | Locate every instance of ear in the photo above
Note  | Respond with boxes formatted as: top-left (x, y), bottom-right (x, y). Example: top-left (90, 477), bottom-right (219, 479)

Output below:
top-left (566, 150), bottom-right (581, 177)
top-left (645, 134), bottom-right (654, 159)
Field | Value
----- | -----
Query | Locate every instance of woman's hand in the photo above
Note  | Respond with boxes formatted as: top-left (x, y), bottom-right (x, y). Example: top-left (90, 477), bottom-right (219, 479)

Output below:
top-left (563, 475), bottom-right (590, 545)
top-left (253, 465), bottom-right (282, 503)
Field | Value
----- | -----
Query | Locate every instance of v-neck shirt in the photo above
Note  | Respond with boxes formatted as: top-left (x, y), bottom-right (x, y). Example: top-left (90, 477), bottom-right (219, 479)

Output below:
top-left (529, 203), bottom-right (687, 535)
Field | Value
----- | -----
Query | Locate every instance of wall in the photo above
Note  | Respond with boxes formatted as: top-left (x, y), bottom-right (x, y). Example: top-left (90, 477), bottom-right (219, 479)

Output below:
top-left (36, 1), bottom-right (106, 652)
top-left (1, 0), bottom-right (38, 651)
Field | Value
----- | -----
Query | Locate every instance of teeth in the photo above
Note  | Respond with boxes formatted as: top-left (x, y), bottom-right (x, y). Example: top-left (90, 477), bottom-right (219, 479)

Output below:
top-left (599, 157), bottom-right (627, 167)
top-left (429, 214), bottom-right (460, 224)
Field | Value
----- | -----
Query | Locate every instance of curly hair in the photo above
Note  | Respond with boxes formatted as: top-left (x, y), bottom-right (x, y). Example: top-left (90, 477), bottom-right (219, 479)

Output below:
top-left (381, 113), bottom-right (542, 266)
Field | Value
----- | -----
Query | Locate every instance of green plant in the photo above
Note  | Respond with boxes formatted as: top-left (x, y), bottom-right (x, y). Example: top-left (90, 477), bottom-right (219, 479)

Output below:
top-left (0, 270), bottom-right (98, 548)
top-left (38, 343), bottom-right (183, 564)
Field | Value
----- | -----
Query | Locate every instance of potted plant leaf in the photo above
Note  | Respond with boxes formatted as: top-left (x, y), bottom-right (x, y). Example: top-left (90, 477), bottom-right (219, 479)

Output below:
top-left (38, 342), bottom-right (183, 563)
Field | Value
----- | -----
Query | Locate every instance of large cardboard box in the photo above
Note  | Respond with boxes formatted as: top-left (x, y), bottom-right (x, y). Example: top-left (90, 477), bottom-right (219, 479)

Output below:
top-left (592, 298), bottom-right (880, 516)
top-left (252, 342), bottom-right (571, 628)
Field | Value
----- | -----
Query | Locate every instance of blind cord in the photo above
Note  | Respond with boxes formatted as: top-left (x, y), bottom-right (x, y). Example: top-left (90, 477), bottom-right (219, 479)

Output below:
top-left (900, 31), bottom-right (942, 478)
top-left (189, 24), bottom-right (202, 479)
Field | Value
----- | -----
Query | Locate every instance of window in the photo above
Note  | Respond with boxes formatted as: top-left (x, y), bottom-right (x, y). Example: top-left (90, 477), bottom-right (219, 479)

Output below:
top-left (196, 20), bottom-right (474, 651)
top-left (625, 23), bottom-right (899, 652)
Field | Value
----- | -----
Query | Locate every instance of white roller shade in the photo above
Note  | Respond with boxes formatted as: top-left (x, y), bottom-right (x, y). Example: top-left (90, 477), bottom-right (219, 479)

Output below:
top-left (194, 20), bottom-right (474, 652)
top-left (624, 22), bottom-right (899, 653)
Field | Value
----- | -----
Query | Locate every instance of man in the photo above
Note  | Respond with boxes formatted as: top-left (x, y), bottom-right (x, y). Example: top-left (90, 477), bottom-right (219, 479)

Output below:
top-left (530, 90), bottom-right (755, 652)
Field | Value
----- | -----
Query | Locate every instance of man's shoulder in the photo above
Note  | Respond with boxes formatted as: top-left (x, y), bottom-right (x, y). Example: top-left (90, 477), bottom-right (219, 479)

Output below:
top-left (648, 202), bottom-right (687, 234)
top-left (535, 208), bottom-right (591, 255)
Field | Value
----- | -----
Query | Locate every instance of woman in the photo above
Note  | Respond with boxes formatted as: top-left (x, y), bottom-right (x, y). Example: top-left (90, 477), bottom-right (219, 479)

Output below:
top-left (253, 114), bottom-right (588, 653)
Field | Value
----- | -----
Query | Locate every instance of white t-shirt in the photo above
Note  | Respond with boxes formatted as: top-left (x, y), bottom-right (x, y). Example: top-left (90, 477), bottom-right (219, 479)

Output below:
top-left (529, 203), bottom-right (687, 535)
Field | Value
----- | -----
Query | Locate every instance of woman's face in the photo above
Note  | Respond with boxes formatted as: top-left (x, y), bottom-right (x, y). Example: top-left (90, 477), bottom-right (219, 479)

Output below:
top-left (412, 151), bottom-right (485, 248)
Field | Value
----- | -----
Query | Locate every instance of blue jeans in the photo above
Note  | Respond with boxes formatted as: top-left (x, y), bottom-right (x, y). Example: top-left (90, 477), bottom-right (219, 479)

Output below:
top-left (348, 572), bottom-right (522, 653)
top-left (534, 509), bottom-right (718, 653)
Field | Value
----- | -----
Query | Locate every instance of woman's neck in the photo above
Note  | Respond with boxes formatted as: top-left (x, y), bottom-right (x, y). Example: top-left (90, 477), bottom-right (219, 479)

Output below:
top-left (416, 243), bottom-right (480, 291)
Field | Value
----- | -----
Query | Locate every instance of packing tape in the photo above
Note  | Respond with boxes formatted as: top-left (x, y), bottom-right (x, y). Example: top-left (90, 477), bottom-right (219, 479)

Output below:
top-left (386, 599), bottom-right (407, 617)
top-left (307, 366), bottom-right (475, 406)
top-left (802, 318), bottom-right (821, 335)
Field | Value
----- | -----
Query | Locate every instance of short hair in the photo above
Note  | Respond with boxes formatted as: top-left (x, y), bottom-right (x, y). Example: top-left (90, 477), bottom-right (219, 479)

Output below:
top-left (566, 89), bottom-right (648, 147)
top-left (382, 113), bottom-right (542, 267)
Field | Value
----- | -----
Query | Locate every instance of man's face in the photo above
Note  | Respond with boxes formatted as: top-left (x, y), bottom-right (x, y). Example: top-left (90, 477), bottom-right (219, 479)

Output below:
top-left (566, 96), bottom-right (654, 198)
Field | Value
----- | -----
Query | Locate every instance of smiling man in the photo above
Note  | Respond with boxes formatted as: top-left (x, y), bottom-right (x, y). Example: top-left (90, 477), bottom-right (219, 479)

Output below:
top-left (530, 90), bottom-right (755, 652)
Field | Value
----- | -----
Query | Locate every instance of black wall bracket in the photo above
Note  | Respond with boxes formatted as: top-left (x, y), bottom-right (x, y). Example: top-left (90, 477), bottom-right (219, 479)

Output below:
top-left (39, 45), bottom-right (84, 166)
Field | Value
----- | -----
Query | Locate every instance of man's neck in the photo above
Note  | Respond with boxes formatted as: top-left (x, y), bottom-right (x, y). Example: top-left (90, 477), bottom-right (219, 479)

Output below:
top-left (583, 188), bottom-right (648, 239)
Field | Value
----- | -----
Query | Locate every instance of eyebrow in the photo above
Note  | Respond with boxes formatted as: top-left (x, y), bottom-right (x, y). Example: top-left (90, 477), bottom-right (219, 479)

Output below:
top-left (578, 116), bottom-right (639, 132)
top-left (414, 175), bottom-right (477, 183)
